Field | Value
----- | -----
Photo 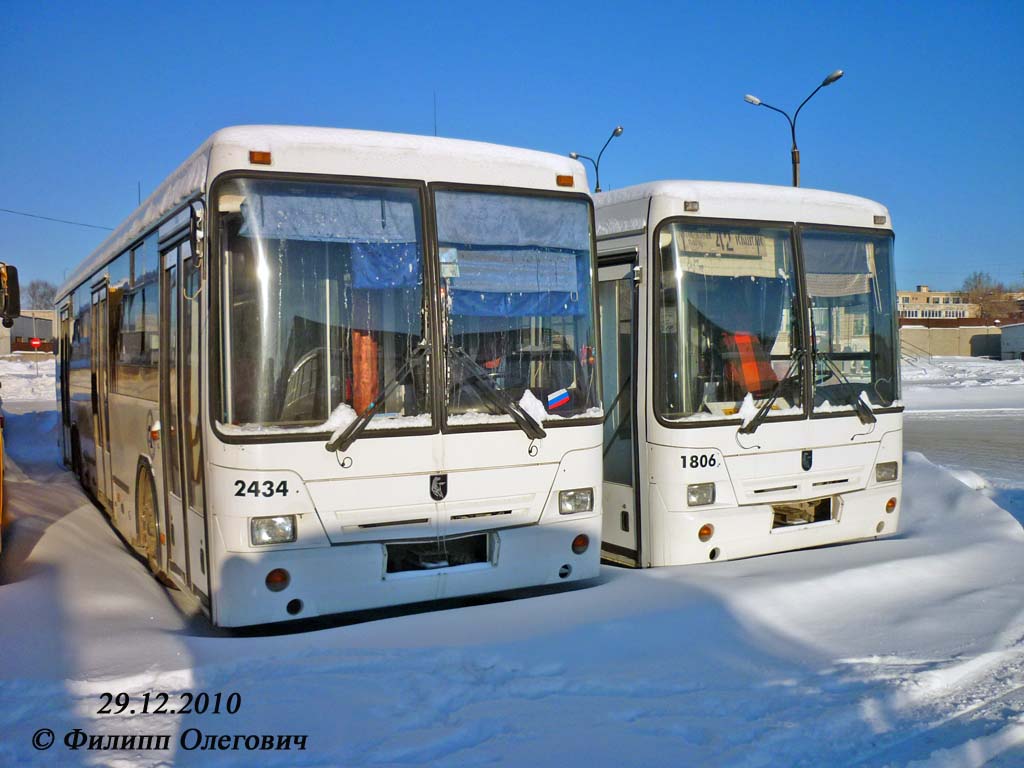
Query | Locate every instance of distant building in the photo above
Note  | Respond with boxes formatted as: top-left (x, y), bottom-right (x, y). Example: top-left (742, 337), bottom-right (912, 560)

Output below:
top-left (1002, 322), bottom-right (1024, 361)
top-left (897, 284), bottom-right (979, 320)
top-left (0, 309), bottom-right (54, 354)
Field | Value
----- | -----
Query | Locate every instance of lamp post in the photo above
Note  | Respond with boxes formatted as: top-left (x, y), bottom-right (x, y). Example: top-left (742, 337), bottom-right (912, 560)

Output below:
top-left (570, 125), bottom-right (623, 192)
top-left (744, 69), bottom-right (843, 187)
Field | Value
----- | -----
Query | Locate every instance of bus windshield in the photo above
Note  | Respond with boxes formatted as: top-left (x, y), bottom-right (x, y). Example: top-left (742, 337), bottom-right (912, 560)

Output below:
top-left (803, 229), bottom-right (899, 411)
top-left (217, 178), bottom-right (431, 432)
top-left (655, 221), bottom-right (801, 422)
top-left (434, 190), bottom-right (600, 424)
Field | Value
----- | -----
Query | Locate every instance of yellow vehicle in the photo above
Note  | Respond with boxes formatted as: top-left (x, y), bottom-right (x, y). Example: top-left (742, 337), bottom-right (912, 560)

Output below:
top-left (0, 262), bottom-right (21, 554)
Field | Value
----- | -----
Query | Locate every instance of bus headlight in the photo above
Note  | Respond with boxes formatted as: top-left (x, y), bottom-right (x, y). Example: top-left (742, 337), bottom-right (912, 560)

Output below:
top-left (250, 515), bottom-right (297, 546)
top-left (559, 488), bottom-right (594, 514)
top-left (687, 483), bottom-right (716, 507)
top-left (875, 461), bottom-right (899, 483)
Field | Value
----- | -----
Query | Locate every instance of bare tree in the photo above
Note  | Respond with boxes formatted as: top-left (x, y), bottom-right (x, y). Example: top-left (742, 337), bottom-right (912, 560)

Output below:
top-left (22, 279), bottom-right (57, 342)
top-left (25, 280), bottom-right (57, 310)
top-left (961, 271), bottom-right (1017, 319)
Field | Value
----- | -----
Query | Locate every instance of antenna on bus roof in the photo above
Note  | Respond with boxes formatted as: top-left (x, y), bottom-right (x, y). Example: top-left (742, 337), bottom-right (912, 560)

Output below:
top-left (137, 181), bottom-right (141, 206)
top-left (433, 91), bottom-right (438, 137)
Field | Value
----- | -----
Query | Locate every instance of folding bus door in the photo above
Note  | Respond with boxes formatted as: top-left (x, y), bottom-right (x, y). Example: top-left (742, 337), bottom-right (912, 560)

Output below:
top-left (59, 303), bottom-right (72, 466)
top-left (160, 245), bottom-right (189, 583)
top-left (598, 262), bottom-right (640, 565)
top-left (90, 283), bottom-right (113, 507)
top-left (180, 242), bottom-right (209, 600)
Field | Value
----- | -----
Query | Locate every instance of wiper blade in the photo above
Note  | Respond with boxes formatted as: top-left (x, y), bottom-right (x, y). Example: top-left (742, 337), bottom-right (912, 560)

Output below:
top-left (738, 355), bottom-right (801, 435)
top-left (325, 343), bottom-right (429, 453)
top-left (448, 345), bottom-right (547, 440)
top-left (816, 352), bottom-right (876, 425)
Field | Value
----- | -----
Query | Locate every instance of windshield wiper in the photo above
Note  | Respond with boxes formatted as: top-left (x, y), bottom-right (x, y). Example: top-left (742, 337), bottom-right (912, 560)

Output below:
top-left (738, 354), bottom-right (802, 435)
top-left (448, 345), bottom-right (547, 440)
top-left (815, 351), bottom-right (876, 425)
top-left (325, 343), bottom-right (429, 453)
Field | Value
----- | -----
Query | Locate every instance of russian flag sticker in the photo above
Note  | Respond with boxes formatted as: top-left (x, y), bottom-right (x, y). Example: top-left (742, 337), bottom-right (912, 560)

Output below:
top-left (547, 388), bottom-right (570, 410)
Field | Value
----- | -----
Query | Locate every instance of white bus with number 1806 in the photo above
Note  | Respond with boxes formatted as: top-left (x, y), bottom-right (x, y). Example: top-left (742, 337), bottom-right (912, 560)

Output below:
top-left (595, 181), bottom-right (902, 567)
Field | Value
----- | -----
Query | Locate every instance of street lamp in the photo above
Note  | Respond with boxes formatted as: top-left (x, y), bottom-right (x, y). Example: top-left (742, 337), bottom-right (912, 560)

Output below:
top-left (744, 69), bottom-right (844, 187)
top-left (570, 125), bottom-right (623, 192)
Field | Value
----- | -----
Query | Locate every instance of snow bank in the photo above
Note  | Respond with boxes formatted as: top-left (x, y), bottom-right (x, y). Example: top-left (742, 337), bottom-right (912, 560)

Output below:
top-left (902, 356), bottom-right (1024, 411)
top-left (2, 411), bottom-right (1023, 766)
top-left (0, 356), bottom-right (55, 402)
top-left (949, 469), bottom-right (991, 491)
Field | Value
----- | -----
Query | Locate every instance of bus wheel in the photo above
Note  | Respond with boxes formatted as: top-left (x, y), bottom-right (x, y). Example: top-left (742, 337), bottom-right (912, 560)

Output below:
top-left (135, 465), bottom-right (161, 575)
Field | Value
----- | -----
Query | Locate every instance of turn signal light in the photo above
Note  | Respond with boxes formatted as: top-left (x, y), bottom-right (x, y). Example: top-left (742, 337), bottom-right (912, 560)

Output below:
top-left (698, 523), bottom-right (714, 542)
top-left (571, 534), bottom-right (590, 555)
top-left (885, 497), bottom-right (897, 514)
top-left (556, 174), bottom-right (574, 187)
top-left (265, 568), bottom-right (290, 592)
top-left (249, 150), bottom-right (272, 165)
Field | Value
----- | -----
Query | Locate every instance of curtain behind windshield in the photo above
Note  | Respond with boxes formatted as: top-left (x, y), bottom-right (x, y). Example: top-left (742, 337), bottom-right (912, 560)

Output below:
top-left (435, 190), bottom-right (599, 422)
top-left (803, 230), bottom-right (899, 409)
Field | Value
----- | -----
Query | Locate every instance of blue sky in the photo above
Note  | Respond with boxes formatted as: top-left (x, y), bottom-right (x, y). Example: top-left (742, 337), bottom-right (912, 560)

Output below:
top-left (1, 1), bottom-right (1022, 291)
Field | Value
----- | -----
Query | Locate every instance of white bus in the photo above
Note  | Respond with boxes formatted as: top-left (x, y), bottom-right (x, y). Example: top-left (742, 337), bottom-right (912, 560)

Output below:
top-left (594, 181), bottom-right (902, 566)
top-left (55, 126), bottom-right (603, 626)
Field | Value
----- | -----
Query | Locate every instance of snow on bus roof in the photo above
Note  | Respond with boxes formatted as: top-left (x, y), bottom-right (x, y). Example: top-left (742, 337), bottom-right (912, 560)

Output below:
top-left (594, 180), bottom-right (890, 237)
top-left (57, 126), bottom-right (583, 300)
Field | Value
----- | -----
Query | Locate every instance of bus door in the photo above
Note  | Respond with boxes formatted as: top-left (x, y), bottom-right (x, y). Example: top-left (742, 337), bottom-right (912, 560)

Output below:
top-left (598, 260), bottom-right (639, 564)
top-left (160, 245), bottom-right (189, 582)
top-left (59, 303), bottom-right (72, 466)
top-left (180, 241), bottom-right (208, 599)
top-left (90, 282), bottom-right (113, 506)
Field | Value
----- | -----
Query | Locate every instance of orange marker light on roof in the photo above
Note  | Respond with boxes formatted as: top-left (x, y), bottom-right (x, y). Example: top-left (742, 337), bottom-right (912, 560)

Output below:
top-left (556, 174), bottom-right (574, 188)
top-left (249, 150), bottom-right (272, 165)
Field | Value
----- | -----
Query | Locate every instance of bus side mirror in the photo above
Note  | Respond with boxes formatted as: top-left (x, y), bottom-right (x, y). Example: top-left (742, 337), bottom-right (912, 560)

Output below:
top-left (1, 264), bottom-right (20, 327)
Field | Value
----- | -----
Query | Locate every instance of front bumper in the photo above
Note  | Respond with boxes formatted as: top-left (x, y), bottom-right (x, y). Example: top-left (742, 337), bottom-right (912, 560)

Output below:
top-left (649, 483), bottom-right (901, 566)
top-left (210, 515), bottom-right (601, 627)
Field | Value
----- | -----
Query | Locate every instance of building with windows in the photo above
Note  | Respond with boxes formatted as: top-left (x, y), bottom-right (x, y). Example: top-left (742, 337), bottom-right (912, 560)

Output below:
top-left (897, 285), bottom-right (978, 320)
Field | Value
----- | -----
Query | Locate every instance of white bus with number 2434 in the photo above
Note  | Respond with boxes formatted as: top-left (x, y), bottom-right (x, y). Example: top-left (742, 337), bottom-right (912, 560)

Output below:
top-left (55, 126), bottom-right (603, 627)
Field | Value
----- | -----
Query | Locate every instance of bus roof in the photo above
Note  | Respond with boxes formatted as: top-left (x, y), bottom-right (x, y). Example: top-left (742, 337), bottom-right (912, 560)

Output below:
top-left (594, 180), bottom-right (891, 238)
top-left (57, 126), bottom-right (587, 300)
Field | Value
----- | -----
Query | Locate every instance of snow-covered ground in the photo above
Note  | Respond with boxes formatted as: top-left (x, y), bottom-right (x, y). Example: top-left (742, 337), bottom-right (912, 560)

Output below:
top-left (902, 356), bottom-right (1024, 412)
top-left (0, 354), bottom-right (56, 402)
top-left (0, 357), bottom-right (1021, 766)
top-left (902, 356), bottom-right (1024, 528)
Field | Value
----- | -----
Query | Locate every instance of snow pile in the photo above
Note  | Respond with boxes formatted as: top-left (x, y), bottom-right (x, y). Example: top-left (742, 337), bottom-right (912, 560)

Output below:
top-left (949, 468), bottom-right (991, 491)
top-left (0, 355), bottom-right (55, 402)
top-left (737, 392), bottom-right (757, 426)
top-left (902, 356), bottom-right (1024, 411)
top-left (518, 388), bottom-right (549, 424)
top-left (2, 400), bottom-right (1024, 766)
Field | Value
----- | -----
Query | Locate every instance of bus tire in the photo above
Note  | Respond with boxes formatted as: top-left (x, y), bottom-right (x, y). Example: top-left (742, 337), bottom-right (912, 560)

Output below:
top-left (135, 462), bottom-right (161, 576)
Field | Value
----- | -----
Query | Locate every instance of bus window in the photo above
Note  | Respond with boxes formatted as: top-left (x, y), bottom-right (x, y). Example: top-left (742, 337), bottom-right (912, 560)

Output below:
top-left (655, 222), bottom-right (800, 421)
top-left (802, 230), bottom-right (899, 410)
top-left (216, 179), bottom-right (430, 433)
top-left (433, 190), bottom-right (598, 423)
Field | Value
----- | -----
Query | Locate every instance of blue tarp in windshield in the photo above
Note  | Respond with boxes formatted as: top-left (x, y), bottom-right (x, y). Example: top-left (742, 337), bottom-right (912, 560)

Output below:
top-left (239, 190), bottom-right (590, 317)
